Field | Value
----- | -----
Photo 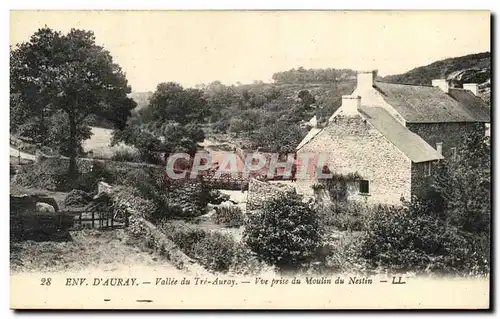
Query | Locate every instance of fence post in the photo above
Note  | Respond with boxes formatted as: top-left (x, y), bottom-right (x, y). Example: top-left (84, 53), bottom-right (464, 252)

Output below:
top-left (110, 211), bottom-right (114, 228)
top-left (79, 212), bottom-right (82, 228)
top-left (91, 211), bottom-right (95, 228)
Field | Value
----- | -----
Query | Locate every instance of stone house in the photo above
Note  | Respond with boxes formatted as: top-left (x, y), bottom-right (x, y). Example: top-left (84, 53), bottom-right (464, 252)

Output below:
top-left (295, 70), bottom-right (490, 206)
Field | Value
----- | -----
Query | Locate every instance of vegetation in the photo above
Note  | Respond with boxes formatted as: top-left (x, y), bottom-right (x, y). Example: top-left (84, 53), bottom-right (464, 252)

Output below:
top-left (63, 189), bottom-right (93, 208)
top-left (112, 82), bottom-right (208, 163)
top-left (213, 206), bottom-right (244, 228)
top-left (382, 52), bottom-right (491, 104)
top-left (243, 192), bottom-right (323, 271)
top-left (10, 27), bottom-right (136, 179)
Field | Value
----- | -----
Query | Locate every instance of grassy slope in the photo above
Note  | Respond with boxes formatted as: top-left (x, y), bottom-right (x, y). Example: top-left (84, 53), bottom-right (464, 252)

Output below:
top-left (10, 229), bottom-right (176, 273)
top-left (382, 52), bottom-right (491, 104)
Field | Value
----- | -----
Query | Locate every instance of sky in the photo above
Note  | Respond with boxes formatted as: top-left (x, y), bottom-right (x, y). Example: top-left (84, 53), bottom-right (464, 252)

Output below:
top-left (10, 10), bottom-right (491, 92)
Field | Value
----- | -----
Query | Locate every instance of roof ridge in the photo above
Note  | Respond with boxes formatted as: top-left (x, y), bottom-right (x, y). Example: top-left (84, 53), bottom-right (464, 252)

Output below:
top-left (375, 81), bottom-right (434, 88)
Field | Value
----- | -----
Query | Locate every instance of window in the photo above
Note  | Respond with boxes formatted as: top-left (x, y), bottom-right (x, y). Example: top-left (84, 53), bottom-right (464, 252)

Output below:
top-left (359, 180), bottom-right (370, 194)
top-left (450, 147), bottom-right (457, 159)
top-left (424, 162), bottom-right (432, 177)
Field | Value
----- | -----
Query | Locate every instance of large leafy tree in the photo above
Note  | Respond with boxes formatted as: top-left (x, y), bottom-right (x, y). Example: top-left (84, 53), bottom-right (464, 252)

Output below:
top-left (431, 125), bottom-right (491, 233)
top-left (10, 27), bottom-right (136, 178)
top-left (112, 82), bottom-right (208, 162)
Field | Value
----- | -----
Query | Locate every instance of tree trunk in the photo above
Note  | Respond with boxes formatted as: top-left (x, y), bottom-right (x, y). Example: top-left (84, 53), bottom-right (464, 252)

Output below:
top-left (68, 115), bottom-right (78, 181)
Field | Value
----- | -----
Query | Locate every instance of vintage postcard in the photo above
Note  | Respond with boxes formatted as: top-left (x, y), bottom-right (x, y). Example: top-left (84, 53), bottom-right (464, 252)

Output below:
top-left (9, 10), bottom-right (491, 309)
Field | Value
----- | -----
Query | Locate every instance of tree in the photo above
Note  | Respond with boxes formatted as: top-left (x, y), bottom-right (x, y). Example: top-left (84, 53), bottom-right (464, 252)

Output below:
top-left (149, 82), bottom-right (209, 125)
top-left (243, 192), bottom-right (323, 271)
top-left (10, 27), bottom-right (136, 178)
top-left (431, 125), bottom-right (490, 233)
top-left (112, 82), bottom-right (208, 162)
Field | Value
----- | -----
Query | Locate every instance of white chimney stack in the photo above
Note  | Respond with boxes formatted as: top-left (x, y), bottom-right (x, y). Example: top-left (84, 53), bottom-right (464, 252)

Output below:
top-left (357, 70), bottom-right (377, 90)
top-left (432, 79), bottom-right (449, 94)
top-left (463, 83), bottom-right (479, 96)
top-left (341, 95), bottom-right (361, 116)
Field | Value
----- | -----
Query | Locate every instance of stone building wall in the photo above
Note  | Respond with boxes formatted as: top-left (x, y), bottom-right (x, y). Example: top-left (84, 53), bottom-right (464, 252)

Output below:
top-left (297, 114), bottom-right (412, 205)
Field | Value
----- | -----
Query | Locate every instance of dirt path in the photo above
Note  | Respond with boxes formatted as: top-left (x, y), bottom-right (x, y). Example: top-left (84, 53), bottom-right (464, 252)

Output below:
top-left (10, 229), bottom-right (183, 274)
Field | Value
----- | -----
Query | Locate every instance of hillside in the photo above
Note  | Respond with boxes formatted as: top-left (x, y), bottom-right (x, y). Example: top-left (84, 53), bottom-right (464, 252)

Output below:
top-left (128, 91), bottom-right (153, 111)
top-left (382, 52), bottom-right (491, 104)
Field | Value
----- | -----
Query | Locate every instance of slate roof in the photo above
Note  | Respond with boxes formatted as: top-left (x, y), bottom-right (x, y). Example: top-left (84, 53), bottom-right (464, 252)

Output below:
top-left (359, 106), bottom-right (444, 163)
top-left (374, 82), bottom-right (489, 123)
top-left (448, 88), bottom-right (490, 122)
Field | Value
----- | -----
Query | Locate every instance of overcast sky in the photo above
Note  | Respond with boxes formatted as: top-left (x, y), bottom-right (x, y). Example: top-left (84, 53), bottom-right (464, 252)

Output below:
top-left (10, 10), bottom-right (490, 92)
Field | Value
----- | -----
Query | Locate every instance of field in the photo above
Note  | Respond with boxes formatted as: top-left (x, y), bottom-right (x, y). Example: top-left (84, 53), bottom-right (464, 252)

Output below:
top-left (82, 127), bottom-right (136, 159)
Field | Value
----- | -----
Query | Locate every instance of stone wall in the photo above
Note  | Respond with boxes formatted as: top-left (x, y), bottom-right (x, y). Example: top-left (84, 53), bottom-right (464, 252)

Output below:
top-left (297, 114), bottom-right (412, 205)
top-left (247, 178), bottom-right (296, 211)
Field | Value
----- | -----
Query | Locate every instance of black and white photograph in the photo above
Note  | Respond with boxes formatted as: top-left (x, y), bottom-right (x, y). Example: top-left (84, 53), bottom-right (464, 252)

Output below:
top-left (8, 9), bottom-right (491, 309)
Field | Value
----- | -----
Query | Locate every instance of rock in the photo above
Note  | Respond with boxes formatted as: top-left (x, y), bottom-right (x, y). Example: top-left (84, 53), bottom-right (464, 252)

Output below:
top-left (35, 202), bottom-right (56, 214)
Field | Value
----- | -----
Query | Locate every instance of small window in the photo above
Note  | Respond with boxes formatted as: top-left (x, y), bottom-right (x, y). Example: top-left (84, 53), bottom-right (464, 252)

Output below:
top-left (425, 162), bottom-right (432, 177)
top-left (450, 147), bottom-right (457, 158)
top-left (359, 180), bottom-right (370, 194)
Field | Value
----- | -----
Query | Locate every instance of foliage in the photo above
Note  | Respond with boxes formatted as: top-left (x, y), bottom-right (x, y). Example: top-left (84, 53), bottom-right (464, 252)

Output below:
top-left (118, 170), bottom-right (218, 221)
top-left (243, 192), bottom-right (323, 270)
top-left (111, 148), bottom-right (140, 162)
top-left (13, 160), bottom-right (66, 191)
top-left (10, 27), bottom-right (136, 178)
top-left (360, 202), bottom-right (490, 276)
top-left (312, 172), bottom-right (362, 202)
top-left (112, 83), bottom-right (207, 161)
top-left (192, 232), bottom-right (237, 272)
top-left (64, 189), bottom-right (93, 208)
top-left (161, 221), bottom-right (262, 274)
top-left (213, 206), bottom-right (245, 228)
top-left (317, 201), bottom-right (374, 231)
top-left (430, 126), bottom-right (491, 234)
top-left (272, 67), bottom-right (357, 84)
top-left (383, 52), bottom-right (490, 86)
top-left (13, 158), bottom-right (114, 193)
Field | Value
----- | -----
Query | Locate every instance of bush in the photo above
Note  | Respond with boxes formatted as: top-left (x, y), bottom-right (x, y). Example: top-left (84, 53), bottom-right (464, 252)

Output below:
top-left (192, 232), bottom-right (237, 273)
top-left (13, 160), bottom-right (66, 191)
top-left (213, 206), bottom-right (244, 228)
top-left (64, 189), bottom-right (93, 208)
top-left (70, 160), bottom-right (115, 193)
top-left (111, 148), bottom-right (140, 162)
top-left (360, 203), bottom-right (490, 276)
top-left (243, 192), bottom-right (323, 271)
top-left (317, 201), bottom-right (375, 231)
top-left (207, 189), bottom-right (230, 205)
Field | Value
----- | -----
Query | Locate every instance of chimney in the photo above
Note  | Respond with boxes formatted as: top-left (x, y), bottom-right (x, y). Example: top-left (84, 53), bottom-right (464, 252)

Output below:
top-left (357, 70), bottom-right (378, 90)
top-left (432, 79), bottom-right (449, 93)
top-left (341, 95), bottom-right (361, 116)
top-left (463, 83), bottom-right (479, 96)
top-left (436, 142), bottom-right (443, 155)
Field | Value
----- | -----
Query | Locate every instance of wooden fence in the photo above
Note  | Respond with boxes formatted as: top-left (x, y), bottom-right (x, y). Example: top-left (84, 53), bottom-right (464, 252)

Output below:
top-left (65, 209), bottom-right (128, 230)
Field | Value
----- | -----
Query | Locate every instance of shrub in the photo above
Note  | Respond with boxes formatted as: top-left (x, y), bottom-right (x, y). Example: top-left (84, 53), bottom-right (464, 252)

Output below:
top-left (243, 192), bottom-right (323, 271)
top-left (192, 232), bottom-right (237, 273)
top-left (317, 201), bottom-right (374, 231)
top-left (360, 203), bottom-right (490, 276)
top-left (64, 189), bottom-right (93, 208)
top-left (169, 225), bottom-right (208, 257)
top-left (13, 160), bottom-right (66, 191)
top-left (70, 160), bottom-right (115, 193)
top-left (213, 206), bottom-right (244, 228)
top-left (207, 189), bottom-right (230, 205)
top-left (111, 148), bottom-right (140, 162)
